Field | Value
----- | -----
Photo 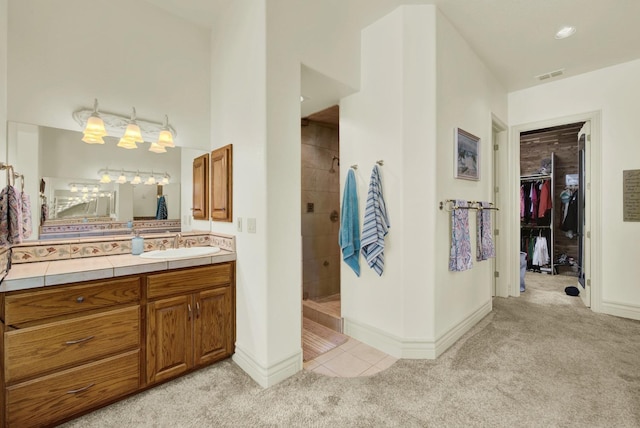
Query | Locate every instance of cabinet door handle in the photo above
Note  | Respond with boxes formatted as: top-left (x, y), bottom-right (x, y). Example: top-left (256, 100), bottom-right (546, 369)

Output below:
top-left (66, 383), bottom-right (95, 394)
top-left (65, 335), bottom-right (95, 345)
top-left (188, 303), bottom-right (192, 320)
top-left (196, 301), bottom-right (201, 318)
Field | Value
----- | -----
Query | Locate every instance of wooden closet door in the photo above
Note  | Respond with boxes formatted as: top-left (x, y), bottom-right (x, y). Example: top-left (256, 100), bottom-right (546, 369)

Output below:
top-left (192, 153), bottom-right (209, 220)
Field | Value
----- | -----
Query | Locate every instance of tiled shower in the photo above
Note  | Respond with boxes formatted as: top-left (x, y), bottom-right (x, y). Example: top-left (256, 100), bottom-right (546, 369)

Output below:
top-left (301, 120), bottom-right (340, 301)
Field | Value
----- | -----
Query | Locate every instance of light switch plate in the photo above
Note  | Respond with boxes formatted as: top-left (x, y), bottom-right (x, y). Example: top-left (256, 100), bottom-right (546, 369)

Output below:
top-left (247, 218), bottom-right (256, 233)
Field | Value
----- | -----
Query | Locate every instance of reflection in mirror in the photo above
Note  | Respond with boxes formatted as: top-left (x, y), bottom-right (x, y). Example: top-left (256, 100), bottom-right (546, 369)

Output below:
top-left (7, 122), bottom-right (203, 241)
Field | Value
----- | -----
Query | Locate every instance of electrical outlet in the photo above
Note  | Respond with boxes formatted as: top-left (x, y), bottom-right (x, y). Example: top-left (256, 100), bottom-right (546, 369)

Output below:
top-left (237, 217), bottom-right (243, 232)
top-left (247, 218), bottom-right (256, 233)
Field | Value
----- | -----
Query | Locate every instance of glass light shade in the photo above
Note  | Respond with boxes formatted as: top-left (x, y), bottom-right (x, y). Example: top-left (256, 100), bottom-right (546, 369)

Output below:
top-left (99, 173), bottom-right (112, 183)
top-left (145, 176), bottom-right (156, 185)
top-left (148, 142), bottom-right (167, 153)
top-left (82, 133), bottom-right (105, 144)
top-left (84, 114), bottom-right (107, 137)
top-left (81, 186), bottom-right (89, 193)
top-left (123, 122), bottom-right (144, 143)
top-left (131, 174), bottom-right (142, 185)
top-left (161, 174), bottom-right (169, 185)
top-left (157, 129), bottom-right (174, 148)
top-left (70, 185), bottom-right (78, 193)
top-left (117, 136), bottom-right (138, 149)
top-left (92, 186), bottom-right (99, 193)
top-left (99, 193), bottom-right (105, 197)
top-left (116, 173), bottom-right (127, 184)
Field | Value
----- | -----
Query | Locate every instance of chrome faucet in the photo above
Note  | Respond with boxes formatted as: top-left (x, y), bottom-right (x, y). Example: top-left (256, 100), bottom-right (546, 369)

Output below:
top-left (173, 233), bottom-right (181, 249)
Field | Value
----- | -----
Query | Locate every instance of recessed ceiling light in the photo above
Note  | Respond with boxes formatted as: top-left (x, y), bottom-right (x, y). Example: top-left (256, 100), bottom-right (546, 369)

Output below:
top-left (555, 26), bottom-right (576, 40)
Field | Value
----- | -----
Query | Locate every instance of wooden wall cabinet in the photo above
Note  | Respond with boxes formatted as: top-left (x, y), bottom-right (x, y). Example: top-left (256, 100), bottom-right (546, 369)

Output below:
top-left (210, 144), bottom-right (232, 222)
top-left (192, 153), bottom-right (209, 220)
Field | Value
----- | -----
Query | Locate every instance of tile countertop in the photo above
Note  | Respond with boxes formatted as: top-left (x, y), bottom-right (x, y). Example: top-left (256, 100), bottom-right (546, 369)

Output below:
top-left (1, 249), bottom-right (237, 292)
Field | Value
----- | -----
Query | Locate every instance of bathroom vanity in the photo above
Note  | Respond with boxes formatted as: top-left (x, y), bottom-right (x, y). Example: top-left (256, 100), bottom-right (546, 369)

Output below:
top-left (0, 244), bottom-right (236, 428)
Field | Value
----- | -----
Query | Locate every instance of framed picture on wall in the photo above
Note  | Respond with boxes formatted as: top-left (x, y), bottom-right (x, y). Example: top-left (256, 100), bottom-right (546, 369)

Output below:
top-left (454, 127), bottom-right (480, 181)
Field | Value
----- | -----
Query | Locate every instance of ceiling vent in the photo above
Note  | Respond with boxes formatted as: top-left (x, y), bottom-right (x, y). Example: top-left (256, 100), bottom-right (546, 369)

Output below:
top-left (536, 69), bottom-right (565, 81)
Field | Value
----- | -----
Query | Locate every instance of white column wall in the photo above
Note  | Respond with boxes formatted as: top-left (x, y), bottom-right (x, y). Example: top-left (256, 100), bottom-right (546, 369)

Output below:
top-left (434, 11), bottom-right (507, 341)
top-left (509, 59), bottom-right (640, 319)
top-left (209, 0), bottom-right (272, 385)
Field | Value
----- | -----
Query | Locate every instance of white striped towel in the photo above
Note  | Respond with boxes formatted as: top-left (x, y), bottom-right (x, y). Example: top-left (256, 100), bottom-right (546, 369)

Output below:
top-left (360, 164), bottom-right (390, 276)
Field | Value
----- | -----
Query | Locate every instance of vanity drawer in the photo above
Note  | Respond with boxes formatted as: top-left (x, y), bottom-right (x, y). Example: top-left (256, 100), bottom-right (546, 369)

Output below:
top-left (5, 277), bottom-right (141, 325)
top-left (6, 350), bottom-right (140, 428)
top-left (5, 306), bottom-right (140, 383)
top-left (147, 263), bottom-right (232, 299)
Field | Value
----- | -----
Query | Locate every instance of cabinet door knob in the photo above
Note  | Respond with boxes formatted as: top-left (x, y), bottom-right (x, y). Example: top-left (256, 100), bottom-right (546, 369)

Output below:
top-left (196, 301), bottom-right (201, 318)
top-left (76, 296), bottom-right (85, 303)
top-left (188, 303), bottom-right (192, 320)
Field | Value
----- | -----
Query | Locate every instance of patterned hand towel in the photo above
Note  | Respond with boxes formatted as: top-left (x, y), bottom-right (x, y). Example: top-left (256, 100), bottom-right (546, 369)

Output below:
top-left (476, 202), bottom-right (495, 261)
top-left (449, 200), bottom-right (472, 272)
top-left (360, 165), bottom-right (390, 276)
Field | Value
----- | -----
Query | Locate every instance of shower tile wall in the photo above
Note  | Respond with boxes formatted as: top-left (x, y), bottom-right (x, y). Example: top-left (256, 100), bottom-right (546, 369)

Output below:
top-left (301, 121), bottom-right (340, 300)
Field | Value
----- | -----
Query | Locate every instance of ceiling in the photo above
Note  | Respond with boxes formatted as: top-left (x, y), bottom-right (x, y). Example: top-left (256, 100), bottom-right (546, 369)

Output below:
top-left (145, 0), bottom-right (640, 109)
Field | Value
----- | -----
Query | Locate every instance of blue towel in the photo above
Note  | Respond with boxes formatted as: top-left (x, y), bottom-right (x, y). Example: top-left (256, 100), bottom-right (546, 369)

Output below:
top-left (360, 165), bottom-right (390, 276)
top-left (156, 195), bottom-right (168, 220)
top-left (339, 169), bottom-right (361, 276)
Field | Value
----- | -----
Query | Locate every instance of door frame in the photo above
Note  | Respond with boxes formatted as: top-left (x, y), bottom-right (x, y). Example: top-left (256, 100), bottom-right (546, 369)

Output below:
top-left (506, 111), bottom-right (602, 312)
top-left (492, 114), bottom-right (509, 297)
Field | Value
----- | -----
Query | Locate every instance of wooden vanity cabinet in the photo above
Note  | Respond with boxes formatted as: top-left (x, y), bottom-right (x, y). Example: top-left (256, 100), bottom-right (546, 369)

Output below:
top-left (1, 277), bottom-right (141, 428)
top-left (0, 261), bottom-right (236, 428)
top-left (145, 263), bottom-right (235, 385)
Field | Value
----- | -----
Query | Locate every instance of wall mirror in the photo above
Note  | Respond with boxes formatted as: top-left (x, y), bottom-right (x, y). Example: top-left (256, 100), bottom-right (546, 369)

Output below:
top-left (6, 121), bottom-right (206, 240)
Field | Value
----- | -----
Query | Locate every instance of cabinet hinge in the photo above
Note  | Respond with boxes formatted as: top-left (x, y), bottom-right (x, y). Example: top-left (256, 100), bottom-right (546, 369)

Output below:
top-left (494, 229), bottom-right (499, 236)
top-left (587, 279), bottom-right (591, 286)
top-left (494, 144), bottom-right (499, 151)
top-left (495, 186), bottom-right (499, 193)
top-left (494, 271), bottom-right (500, 278)
top-left (587, 134), bottom-right (591, 142)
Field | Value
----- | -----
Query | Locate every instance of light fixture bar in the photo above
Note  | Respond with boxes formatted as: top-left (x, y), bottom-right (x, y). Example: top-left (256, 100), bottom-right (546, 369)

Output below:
top-left (72, 105), bottom-right (177, 144)
top-left (97, 168), bottom-right (171, 184)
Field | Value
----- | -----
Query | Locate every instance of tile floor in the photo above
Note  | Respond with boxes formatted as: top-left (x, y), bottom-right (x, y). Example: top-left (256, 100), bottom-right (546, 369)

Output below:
top-left (303, 337), bottom-right (398, 377)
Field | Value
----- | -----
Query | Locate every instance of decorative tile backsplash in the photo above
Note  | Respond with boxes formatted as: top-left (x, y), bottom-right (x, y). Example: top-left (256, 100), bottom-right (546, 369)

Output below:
top-left (8, 232), bottom-right (235, 265)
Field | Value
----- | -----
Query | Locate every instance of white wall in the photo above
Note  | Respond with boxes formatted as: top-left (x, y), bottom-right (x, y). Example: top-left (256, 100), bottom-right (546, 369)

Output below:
top-left (0, 0), bottom-right (7, 179)
top-left (340, 6), bottom-right (507, 358)
top-left (509, 59), bottom-right (640, 319)
top-left (7, 0), bottom-right (210, 150)
top-left (434, 11), bottom-right (507, 339)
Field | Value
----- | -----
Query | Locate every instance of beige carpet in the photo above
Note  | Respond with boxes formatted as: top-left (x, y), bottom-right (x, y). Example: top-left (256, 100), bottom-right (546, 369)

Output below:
top-left (60, 273), bottom-right (640, 427)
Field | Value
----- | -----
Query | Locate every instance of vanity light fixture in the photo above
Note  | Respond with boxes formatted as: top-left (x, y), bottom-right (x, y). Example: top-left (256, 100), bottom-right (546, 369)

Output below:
top-left (92, 185), bottom-right (99, 193)
top-left (81, 186), bottom-right (89, 193)
top-left (98, 168), bottom-right (170, 185)
top-left (99, 169), bottom-right (112, 183)
top-left (131, 171), bottom-right (142, 185)
top-left (82, 99), bottom-right (107, 144)
top-left (148, 141), bottom-right (167, 153)
top-left (70, 184), bottom-right (78, 193)
top-left (116, 170), bottom-right (127, 184)
top-left (73, 101), bottom-right (178, 152)
top-left (157, 115), bottom-right (175, 148)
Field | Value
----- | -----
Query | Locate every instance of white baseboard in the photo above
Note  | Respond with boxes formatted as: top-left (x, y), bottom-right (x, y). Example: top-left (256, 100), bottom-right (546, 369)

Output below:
top-left (344, 300), bottom-right (492, 359)
top-left (232, 346), bottom-right (302, 388)
top-left (600, 301), bottom-right (640, 321)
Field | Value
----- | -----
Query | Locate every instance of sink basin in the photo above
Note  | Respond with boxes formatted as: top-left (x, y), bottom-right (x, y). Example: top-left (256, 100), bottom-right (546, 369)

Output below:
top-left (139, 246), bottom-right (221, 260)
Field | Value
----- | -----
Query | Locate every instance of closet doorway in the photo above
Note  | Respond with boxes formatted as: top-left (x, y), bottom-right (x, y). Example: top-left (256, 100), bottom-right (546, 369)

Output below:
top-left (518, 120), bottom-right (591, 306)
